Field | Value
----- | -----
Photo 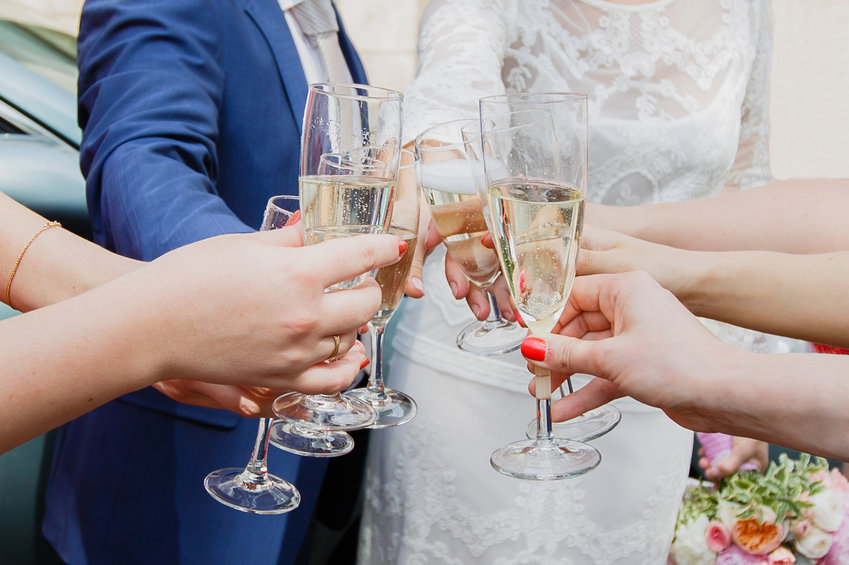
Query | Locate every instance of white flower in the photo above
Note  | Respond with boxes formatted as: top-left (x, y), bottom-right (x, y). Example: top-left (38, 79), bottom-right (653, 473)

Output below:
top-left (717, 499), bottom-right (743, 529)
top-left (794, 525), bottom-right (834, 559)
top-left (671, 515), bottom-right (716, 565)
top-left (809, 488), bottom-right (844, 532)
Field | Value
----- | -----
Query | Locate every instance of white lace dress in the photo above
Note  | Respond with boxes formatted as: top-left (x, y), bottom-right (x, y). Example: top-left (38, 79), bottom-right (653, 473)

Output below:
top-left (358, 1), bottom-right (779, 563)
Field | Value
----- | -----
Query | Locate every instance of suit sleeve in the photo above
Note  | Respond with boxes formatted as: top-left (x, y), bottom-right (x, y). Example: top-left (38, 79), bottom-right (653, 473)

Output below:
top-left (78, 0), bottom-right (252, 260)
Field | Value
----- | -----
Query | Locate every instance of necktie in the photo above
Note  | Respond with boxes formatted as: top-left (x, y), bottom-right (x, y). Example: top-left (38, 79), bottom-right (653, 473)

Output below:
top-left (289, 0), bottom-right (350, 84)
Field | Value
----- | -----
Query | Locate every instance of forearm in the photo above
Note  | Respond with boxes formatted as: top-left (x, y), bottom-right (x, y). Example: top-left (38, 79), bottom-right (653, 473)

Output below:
top-left (1, 192), bottom-right (140, 312)
top-left (0, 281), bottom-right (161, 453)
top-left (680, 250), bottom-right (849, 347)
top-left (591, 178), bottom-right (849, 253)
top-left (695, 350), bottom-right (849, 460)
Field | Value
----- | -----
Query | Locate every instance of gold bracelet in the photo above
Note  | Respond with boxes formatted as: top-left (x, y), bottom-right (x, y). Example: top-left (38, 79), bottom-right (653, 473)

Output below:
top-left (5, 220), bottom-right (62, 310)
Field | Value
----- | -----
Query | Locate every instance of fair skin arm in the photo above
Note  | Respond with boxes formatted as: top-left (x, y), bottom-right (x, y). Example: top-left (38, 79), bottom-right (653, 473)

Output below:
top-left (523, 272), bottom-right (849, 461)
top-left (586, 178), bottom-right (849, 253)
top-left (578, 226), bottom-right (849, 348)
top-left (1, 196), bottom-right (403, 452)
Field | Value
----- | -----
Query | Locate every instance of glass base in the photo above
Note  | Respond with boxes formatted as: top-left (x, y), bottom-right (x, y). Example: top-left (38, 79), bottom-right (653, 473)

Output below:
top-left (204, 467), bottom-right (300, 515)
top-left (272, 392), bottom-right (376, 431)
top-left (456, 318), bottom-right (528, 356)
top-left (525, 404), bottom-right (621, 442)
top-left (490, 438), bottom-right (601, 481)
top-left (347, 387), bottom-right (418, 429)
top-left (269, 420), bottom-right (354, 457)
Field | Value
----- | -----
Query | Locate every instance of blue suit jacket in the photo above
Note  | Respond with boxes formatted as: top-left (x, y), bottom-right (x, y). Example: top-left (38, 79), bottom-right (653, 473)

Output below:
top-left (43, 1), bottom-right (367, 563)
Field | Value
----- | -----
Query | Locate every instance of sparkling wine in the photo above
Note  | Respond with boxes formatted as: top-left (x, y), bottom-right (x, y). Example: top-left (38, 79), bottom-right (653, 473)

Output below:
top-left (300, 174), bottom-right (394, 289)
top-left (421, 160), bottom-right (499, 286)
top-left (372, 228), bottom-right (417, 326)
top-left (488, 179), bottom-right (584, 330)
top-left (299, 174), bottom-right (394, 235)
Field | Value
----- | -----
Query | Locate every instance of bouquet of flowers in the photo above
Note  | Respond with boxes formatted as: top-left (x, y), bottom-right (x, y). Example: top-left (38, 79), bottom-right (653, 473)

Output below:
top-left (670, 453), bottom-right (849, 565)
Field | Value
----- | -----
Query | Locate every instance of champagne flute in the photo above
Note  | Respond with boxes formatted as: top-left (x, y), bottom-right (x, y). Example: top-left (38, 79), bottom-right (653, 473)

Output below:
top-left (480, 95), bottom-right (600, 480)
top-left (203, 198), bottom-right (305, 513)
top-left (263, 195), bottom-right (364, 457)
top-left (347, 149), bottom-right (420, 427)
top-left (461, 116), bottom-right (621, 443)
top-left (416, 119), bottom-right (527, 356)
top-left (272, 83), bottom-right (402, 456)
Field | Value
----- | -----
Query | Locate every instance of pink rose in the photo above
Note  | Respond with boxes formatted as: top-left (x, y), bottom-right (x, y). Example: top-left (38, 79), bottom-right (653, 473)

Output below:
top-left (707, 520), bottom-right (733, 552)
top-left (791, 518), bottom-right (811, 538)
top-left (767, 547), bottom-right (795, 564)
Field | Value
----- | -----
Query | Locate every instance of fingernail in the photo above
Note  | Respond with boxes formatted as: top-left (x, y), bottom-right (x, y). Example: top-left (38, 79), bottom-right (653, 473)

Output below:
top-left (398, 239), bottom-right (408, 255)
top-left (503, 309), bottom-right (516, 322)
top-left (481, 232), bottom-right (492, 247)
top-left (449, 281), bottom-right (458, 298)
top-left (471, 304), bottom-right (481, 319)
top-left (360, 358), bottom-right (371, 370)
top-left (521, 337), bottom-right (546, 362)
top-left (515, 310), bottom-right (525, 327)
top-left (284, 210), bottom-right (301, 227)
top-left (410, 276), bottom-right (424, 294)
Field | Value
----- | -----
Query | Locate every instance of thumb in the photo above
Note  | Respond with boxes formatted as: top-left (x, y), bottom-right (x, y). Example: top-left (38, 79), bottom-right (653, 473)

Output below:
top-left (521, 334), bottom-right (601, 378)
top-left (404, 222), bottom-right (429, 298)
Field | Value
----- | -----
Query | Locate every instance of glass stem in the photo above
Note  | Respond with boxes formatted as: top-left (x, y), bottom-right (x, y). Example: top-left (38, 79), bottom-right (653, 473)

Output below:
top-left (558, 376), bottom-right (574, 398)
top-left (534, 366), bottom-right (555, 443)
top-left (479, 287), bottom-right (507, 329)
top-left (242, 418), bottom-right (273, 490)
top-left (366, 322), bottom-right (389, 402)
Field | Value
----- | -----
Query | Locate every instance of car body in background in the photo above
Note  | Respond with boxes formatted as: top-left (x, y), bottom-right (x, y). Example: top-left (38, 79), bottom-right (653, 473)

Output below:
top-left (0, 17), bottom-right (86, 322)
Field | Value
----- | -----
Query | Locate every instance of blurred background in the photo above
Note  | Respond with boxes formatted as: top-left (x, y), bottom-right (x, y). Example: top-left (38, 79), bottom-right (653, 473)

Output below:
top-left (5, 0), bottom-right (848, 178)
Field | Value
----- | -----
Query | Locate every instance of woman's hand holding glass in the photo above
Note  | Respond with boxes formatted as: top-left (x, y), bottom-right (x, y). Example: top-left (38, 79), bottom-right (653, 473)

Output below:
top-left (271, 83), bottom-right (404, 456)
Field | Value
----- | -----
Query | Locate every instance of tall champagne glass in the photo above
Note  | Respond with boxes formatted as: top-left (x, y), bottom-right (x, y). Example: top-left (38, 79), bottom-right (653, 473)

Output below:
top-left (416, 119), bottom-right (527, 356)
top-left (480, 96), bottom-right (600, 480)
top-left (272, 83), bottom-right (402, 456)
top-left (203, 198), bottom-right (304, 513)
top-left (462, 118), bottom-right (622, 441)
top-left (262, 195), bottom-right (362, 456)
top-left (347, 149), bottom-right (420, 427)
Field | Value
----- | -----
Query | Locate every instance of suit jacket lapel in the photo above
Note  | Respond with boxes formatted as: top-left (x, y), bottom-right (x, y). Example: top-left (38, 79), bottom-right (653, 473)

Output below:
top-left (245, 0), bottom-right (309, 135)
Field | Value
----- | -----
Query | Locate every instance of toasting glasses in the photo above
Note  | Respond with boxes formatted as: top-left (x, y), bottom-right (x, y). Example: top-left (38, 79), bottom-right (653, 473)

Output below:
top-left (416, 119), bottom-right (528, 356)
top-left (479, 94), bottom-right (601, 480)
top-left (477, 95), bottom-right (620, 445)
top-left (347, 149), bottom-right (420, 427)
top-left (271, 83), bottom-right (403, 456)
top-left (202, 198), bottom-right (305, 514)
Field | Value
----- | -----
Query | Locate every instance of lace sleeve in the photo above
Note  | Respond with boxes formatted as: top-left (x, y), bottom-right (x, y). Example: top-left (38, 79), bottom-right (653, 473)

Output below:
top-left (402, 0), bottom-right (514, 145)
top-left (724, 0), bottom-right (773, 191)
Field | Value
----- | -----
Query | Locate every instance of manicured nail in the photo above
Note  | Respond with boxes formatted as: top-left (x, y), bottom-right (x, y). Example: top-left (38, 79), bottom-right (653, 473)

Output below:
top-left (481, 232), bottom-right (493, 247)
top-left (360, 358), bottom-right (371, 370)
top-left (449, 281), bottom-right (458, 298)
top-left (471, 304), bottom-right (481, 319)
top-left (521, 337), bottom-right (546, 362)
top-left (284, 210), bottom-right (301, 227)
top-left (398, 239), bottom-right (408, 255)
top-left (515, 310), bottom-right (526, 327)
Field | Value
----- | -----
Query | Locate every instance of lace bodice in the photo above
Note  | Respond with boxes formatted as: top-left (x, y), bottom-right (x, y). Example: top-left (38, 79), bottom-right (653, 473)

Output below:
top-left (404, 0), bottom-right (773, 203)
top-left (357, 2), bottom-right (777, 564)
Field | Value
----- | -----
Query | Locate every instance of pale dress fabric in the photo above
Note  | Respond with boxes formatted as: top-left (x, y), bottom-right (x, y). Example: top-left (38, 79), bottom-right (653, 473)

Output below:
top-left (358, 1), bottom-right (778, 563)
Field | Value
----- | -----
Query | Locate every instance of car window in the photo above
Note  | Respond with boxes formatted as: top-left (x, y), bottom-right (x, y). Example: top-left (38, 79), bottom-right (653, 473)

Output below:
top-left (0, 19), bottom-right (76, 94)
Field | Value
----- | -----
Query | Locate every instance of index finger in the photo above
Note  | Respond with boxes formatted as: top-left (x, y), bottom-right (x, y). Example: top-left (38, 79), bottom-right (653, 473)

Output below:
top-left (308, 233), bottom-right (402, 288)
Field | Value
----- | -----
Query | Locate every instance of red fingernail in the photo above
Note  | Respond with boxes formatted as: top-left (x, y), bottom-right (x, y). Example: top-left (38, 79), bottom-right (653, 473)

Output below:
top-left (284, 209), bottom-right (301, 227)
top-left (482, 232), bottom-right (492, 247)
top-left (360, 358), bottom-right (371, 370)
top-left (398, 239), bottom-right (408, 255)
top-left (515, 310), bottom-right (525, 327)
top-left (521, 337), bottom-right (546, 362)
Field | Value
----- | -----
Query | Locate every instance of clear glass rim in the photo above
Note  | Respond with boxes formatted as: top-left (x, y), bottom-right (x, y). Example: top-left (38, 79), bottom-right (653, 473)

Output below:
top-left (479, 92), bottom-right (588, 107)
top-left (414, 118), bottom-right (479, 153)
top-left (309, 82), bottom-right (403, 101)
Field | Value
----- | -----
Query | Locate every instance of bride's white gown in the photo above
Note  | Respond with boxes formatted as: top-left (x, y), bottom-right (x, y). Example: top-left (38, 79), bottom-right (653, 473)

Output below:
top-left (358, 1), bottom-right (780, 563)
